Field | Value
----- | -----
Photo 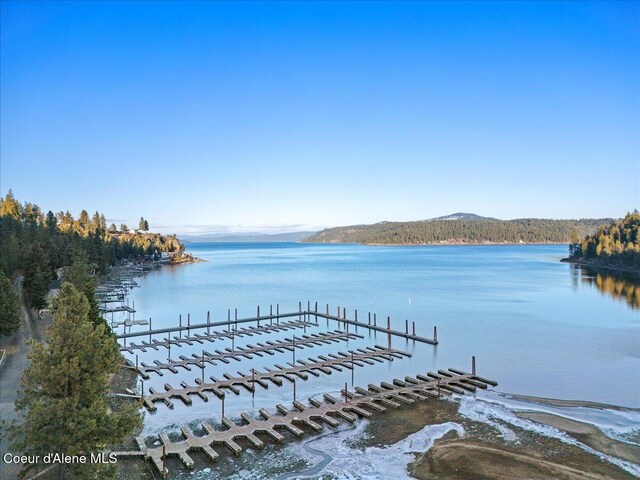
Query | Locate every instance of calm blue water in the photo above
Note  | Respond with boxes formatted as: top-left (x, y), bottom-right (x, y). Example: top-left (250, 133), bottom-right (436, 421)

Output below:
top-left (122, 243), bottom-right (639, 418)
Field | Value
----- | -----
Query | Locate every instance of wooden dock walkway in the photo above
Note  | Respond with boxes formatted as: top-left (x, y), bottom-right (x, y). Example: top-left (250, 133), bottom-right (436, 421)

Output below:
top-left (116, 303), bottom-right (437, 345)
top-left (133, 330), bottom-right (364, 378)
top-left (120, 319), bottom-right (316, 354)
top-left (127, 368), bottom-right (497, 474)
top-left (137, 346), bottom-right (411, 411)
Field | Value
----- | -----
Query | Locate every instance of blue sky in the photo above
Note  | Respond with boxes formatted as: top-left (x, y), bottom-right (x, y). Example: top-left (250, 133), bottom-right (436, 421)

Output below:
top-left (1, 2), bottom-right (638, 234)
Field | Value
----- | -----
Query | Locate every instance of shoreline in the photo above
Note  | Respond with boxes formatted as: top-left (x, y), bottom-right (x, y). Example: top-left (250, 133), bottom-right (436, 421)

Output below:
top-left (507, 392), bottom-right (640, 411)
top-left (300, 241), bottom-right (570, 247)
top-left (560, 257), bottom-right (640, 275)
top-left (353, 395), bottom-right (639, 480)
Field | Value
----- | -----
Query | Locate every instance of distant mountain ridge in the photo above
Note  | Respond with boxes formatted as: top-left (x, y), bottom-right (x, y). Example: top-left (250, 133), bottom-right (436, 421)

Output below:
top-left (303, 214), bottom-right (613, 245)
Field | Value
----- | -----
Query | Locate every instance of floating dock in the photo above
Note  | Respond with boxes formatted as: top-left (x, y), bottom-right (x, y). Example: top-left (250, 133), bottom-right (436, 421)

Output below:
top-left (133, 330), bottom-right (364, 378)
top-left (116, 302), bottom-right (438, 345)
top-left (135, 345), bottom-right (410, 411)
top-left (120, 319), bottom-right (317, 354)
top-left (124, 368), bottom-right (497, 474)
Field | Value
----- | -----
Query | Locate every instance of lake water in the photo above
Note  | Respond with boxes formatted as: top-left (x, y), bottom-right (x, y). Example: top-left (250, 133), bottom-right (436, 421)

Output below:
top-left (116, 242), bottom-right (640, 478)
top-left (123, 243), bottom-right (639, 411)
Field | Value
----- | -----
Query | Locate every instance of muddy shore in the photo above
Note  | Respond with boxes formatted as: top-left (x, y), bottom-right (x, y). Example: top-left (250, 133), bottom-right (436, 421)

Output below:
top-left (351, 395), bottom-right (639, 480)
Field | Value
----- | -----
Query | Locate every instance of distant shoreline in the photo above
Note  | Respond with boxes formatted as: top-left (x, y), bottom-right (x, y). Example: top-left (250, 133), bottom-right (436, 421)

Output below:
top-left (301, 241), bottom-right (569, 247)
top-left (560, 257), bottom-right (640, 275)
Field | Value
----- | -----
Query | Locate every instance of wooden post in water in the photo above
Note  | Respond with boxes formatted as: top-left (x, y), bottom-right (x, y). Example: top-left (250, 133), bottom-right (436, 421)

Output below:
top-left (405, 320), bottom-right (408, 335)
top-left (298, 301), bottom-right (302, 322)
top-left (235, 308), bottom-right (238, 330)
top-left (472, 356), bottom-right (476, 376)
top-left (257, 305), bottom-right (260, 327)
top-left (292, 336), bottom-right (296, 364)
top-left (201, 350), bottom-right (205, 382)
top-left (344, 382), bottom-right (348, 403)
top-left (149, 318), bottom-right (152, 343)
top-left (251, 368), bottom-right (255, 396)
top-left (270, 305), bottom-right (273, 325)
top-left (368, 312), bottom-right (371, 325)
top-left (187, 313), bottom-right (190, 334)
top-left (387, 317), bottom-right (391, 351)
top-left (374, 313), bottom-right (377, 327)
top-left (276, 304), bottom-right (280, 324)
top-left (351, 351), bottom-right (354, 385)
top-left (207, 311), bottom-right (211, 334)
top-left (413, 321), bottom-right (416, 336)
top-left (162, 445), bottom-right (167, 479)
top-left (227, 309), bottom-right (231, 332)
top-left (433, 326), bottom-right (437, 343)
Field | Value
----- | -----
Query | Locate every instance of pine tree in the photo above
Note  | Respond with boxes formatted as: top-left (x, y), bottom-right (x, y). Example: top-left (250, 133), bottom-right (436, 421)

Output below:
top-left (0, 270), bottom-right (21, 336)
top-left (22, 243), bottom-right (52, 310)
top-left (45, 211), bottom-right (57, 232)
top-left (12, 283), bottom-right (141, 479)
top-left (62, 254), bottom-right (102, 327)
top-left (0, 189), bottom-right (22, 219)
top-left (138, 217), bottom-right (148, 231)
top-left (77, 210), bottom-right (90, 236)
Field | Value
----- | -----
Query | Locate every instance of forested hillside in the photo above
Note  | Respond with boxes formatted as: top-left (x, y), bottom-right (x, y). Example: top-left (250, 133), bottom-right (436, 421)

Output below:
top-left (303, 217), bottom-right (610, 245)
top-left (0, 190), bottom-right (183, 316)
top-left (569, 210), bottom-right (640, 269)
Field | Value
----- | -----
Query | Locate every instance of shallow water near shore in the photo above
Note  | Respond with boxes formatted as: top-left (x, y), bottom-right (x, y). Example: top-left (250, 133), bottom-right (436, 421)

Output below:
top-left (116, 243), bottom-right (639, 478)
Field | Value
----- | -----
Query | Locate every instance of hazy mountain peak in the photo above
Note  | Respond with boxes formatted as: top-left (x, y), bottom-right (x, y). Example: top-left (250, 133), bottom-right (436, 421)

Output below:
top-left (429, 212), bottom-right (499, 221)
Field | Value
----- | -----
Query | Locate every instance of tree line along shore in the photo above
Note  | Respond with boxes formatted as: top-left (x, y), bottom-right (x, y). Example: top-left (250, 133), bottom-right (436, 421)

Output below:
top-left (303, 217), bottom-right (612, 245)
top-left (0, 191), bottom-right (196, 479)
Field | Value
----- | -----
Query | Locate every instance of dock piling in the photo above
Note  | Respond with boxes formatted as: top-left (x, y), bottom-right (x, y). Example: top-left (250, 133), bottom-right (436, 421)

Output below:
top-left (472, 356), bottom-right (476, 376)
top-left (351, 351), bottom-right (354, 385)
top-left (162, 445), bottom-right (167, 479)
top-left (413, 321), bottom-right (416, 336)
top-left (201, 350), bottom-right (205, 382)
top-left (433, 326), bottom-right (437, 343)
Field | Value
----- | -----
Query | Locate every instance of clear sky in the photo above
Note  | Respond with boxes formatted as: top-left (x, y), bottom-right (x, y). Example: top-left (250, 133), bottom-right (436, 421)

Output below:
top-left (1, 1), bottom-right (639, 234)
